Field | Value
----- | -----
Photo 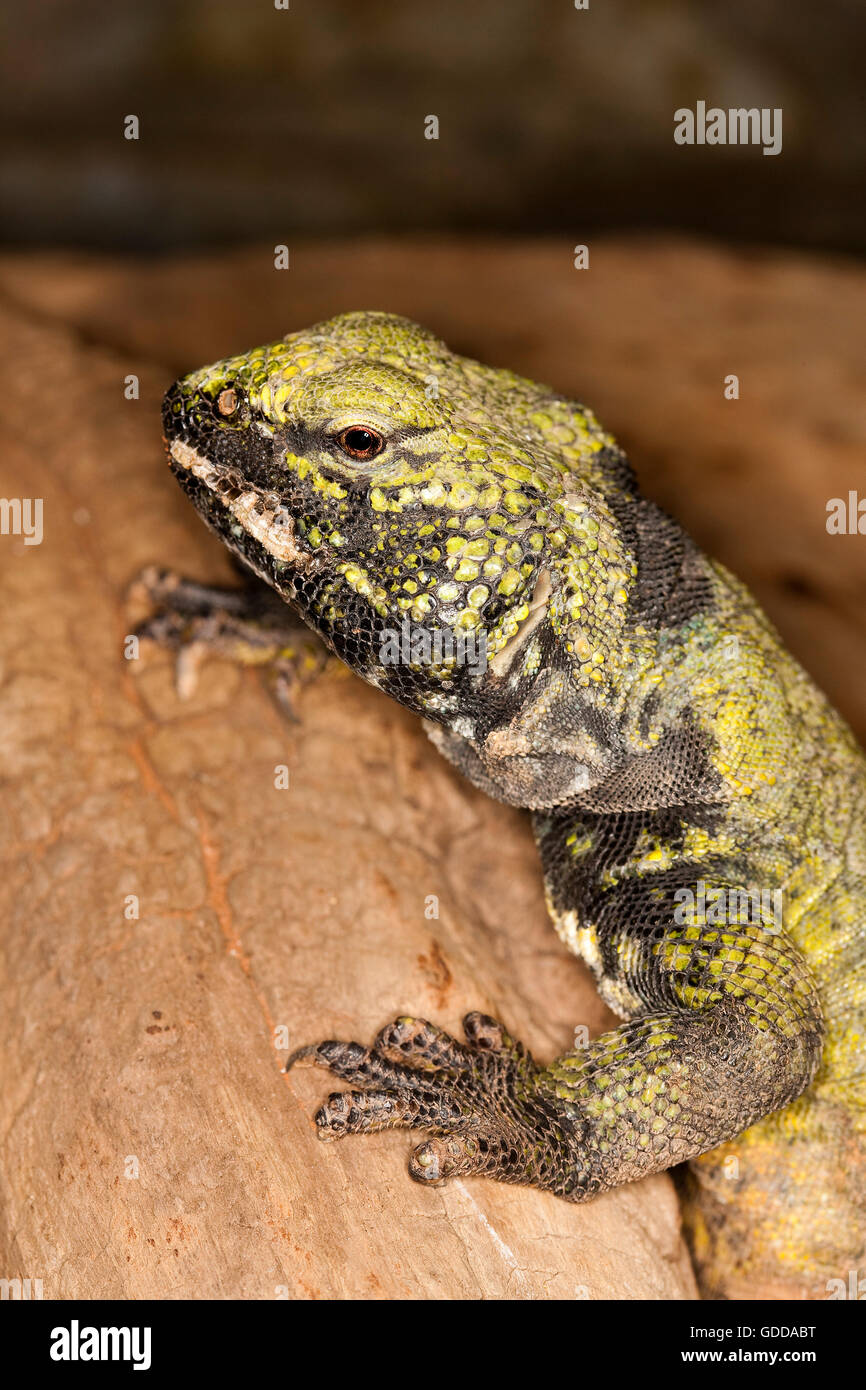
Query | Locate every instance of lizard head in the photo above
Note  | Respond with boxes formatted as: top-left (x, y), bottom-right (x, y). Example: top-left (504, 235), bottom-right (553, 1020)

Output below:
top-left (164, 311), bottom-right (651, 806)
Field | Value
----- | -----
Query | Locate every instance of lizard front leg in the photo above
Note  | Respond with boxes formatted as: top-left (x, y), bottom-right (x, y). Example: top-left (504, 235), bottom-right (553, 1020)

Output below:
top-left (130, 564), bottom-right (328, 710)
top-left (288, 863), bottom-right (824, 1200)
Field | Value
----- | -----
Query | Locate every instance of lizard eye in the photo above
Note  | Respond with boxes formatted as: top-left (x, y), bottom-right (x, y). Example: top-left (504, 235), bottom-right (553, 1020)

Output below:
top-left (216, 388), bottom-right (240, 417)
top-left (337, 426), bottom-right (385, 461)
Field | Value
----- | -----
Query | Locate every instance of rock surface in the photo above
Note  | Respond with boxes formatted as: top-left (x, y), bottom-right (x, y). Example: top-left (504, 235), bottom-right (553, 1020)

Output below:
top-left (1, 237), bottom-right (863, 1299)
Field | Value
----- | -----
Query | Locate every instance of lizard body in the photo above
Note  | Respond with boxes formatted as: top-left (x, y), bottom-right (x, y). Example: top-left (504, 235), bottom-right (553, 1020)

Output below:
top-left (158, 312), bottom-right (866, 1298)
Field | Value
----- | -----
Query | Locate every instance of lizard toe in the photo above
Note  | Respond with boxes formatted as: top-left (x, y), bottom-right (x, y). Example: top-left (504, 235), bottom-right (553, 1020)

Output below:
top-left (462, 1011), bottom-right (515, 1054)
top-left (375, 1015), bottom-right (470, 1070)
top-left (315, 1085), bottom-right (466, 1139)
top-left (293, 1037), bottom-right (432, 1090)
top-left (409, 1135), bottom-right (486, 1185)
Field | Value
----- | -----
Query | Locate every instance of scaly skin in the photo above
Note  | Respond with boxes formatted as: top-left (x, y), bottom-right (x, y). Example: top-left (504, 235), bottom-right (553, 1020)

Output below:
top-left (157, 312), bottom-right (865, 1298)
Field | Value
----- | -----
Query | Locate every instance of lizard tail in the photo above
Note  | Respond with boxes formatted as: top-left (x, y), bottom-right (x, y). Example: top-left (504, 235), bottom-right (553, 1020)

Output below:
top-left (680, 1093), bottom-right (866, 1299)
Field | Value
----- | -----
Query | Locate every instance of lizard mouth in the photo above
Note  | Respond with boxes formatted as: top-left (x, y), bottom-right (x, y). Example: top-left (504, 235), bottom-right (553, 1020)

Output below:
top-left (168, 437), bottom-right (310, 568)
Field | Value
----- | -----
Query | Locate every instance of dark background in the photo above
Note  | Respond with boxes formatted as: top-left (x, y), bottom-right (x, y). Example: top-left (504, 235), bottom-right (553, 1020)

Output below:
top-left (3, 0), bottom-right (864, 255)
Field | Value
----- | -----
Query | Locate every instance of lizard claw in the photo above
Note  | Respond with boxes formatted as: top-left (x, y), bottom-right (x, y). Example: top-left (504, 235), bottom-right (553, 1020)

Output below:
top-left (409, 1135), bottom-right (485, 1185)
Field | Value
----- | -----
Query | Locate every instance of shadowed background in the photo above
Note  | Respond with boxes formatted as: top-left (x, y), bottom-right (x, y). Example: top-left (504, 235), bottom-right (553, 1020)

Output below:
top-left (3, 0), bottom-right (865, 254)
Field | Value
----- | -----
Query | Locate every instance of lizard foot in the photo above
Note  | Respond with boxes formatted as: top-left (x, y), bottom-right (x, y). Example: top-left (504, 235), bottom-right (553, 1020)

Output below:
top-left (287, 1013), bottom-right (577, 1191)
top-left (129, 565), bottom-right (328, 713)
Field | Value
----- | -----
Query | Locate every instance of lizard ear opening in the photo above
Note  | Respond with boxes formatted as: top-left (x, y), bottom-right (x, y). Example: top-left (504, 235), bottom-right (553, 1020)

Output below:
top-left (488, 569), bottom-right (552, 677)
